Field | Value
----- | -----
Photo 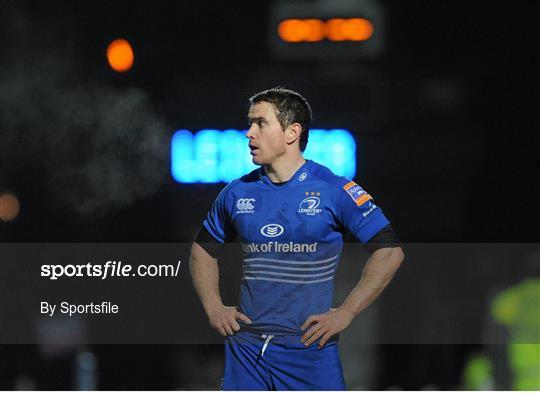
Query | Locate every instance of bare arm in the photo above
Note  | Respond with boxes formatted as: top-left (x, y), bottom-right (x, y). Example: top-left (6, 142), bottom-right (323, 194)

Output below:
top-left (340, 246), bottom-right (404, 316)
top-left (301, 246), bottom-right (404, 347)
top-left (189, 242), bottom-right (251, 336)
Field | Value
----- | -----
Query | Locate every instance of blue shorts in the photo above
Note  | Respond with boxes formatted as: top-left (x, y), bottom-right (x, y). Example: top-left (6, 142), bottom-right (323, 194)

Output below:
top-left (222, 331), bottom-right (346, 390)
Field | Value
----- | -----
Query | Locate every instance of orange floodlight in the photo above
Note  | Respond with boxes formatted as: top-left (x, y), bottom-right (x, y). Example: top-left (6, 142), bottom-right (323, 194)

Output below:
top-left (0, 193), bottom-right (20, 222)
top-left (340, 18), bottom-right (374, 41)
top-left (106, 39), bottom-right (134, 73)
top-left (278, 18), bottom-right (374, 42)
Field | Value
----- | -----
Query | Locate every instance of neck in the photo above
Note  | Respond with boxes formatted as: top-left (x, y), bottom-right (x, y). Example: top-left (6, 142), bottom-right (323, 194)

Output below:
top-left (264, 152), bottom-right (306, 183)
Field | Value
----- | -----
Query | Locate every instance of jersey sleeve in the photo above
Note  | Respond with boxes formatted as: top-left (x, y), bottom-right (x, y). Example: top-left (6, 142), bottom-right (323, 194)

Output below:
top-left (202, 184), bottom-right (236, 244)
top-left (336, 180), bottom-right (390, 243)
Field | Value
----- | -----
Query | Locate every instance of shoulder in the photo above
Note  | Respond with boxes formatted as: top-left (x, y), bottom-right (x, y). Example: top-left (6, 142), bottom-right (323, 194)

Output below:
top-left (216, 168), bottom-right (261, 198)
top-left (239, 167), bottom-right (262, 184)
top-left (308, 161), bottom-right (354, 190)
top-left (308, 161), bottom-right (372, 206)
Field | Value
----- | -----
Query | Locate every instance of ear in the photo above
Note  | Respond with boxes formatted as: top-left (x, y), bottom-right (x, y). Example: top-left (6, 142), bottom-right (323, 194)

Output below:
top-left (286, 123), bottom-right (302, 145)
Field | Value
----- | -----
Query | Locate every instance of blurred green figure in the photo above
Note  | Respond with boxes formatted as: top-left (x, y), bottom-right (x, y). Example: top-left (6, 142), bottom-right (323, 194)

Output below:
top-left (463, 276), bottom-right (540, 390)
top-left (491, 277), bottom-right (540, 390)
top-left (463, 353), bottom-right (494, 390)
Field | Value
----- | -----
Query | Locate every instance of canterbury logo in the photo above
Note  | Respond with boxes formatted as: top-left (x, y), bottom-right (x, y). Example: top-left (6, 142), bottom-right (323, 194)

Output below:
top-left (260, 224), bottom-right (284, 238)
top-left (236, 198), bottom-right (255, 211)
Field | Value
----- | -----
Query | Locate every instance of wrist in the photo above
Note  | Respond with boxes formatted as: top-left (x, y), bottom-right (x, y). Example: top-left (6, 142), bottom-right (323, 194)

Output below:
top-left (338, 304), bottom-right (356, 319)
top-left (204, 300), bottom-right (224, 316)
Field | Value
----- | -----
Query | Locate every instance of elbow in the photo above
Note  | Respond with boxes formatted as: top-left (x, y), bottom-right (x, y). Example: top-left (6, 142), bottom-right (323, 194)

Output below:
top-left (371, 246), bottom-right (404, 269)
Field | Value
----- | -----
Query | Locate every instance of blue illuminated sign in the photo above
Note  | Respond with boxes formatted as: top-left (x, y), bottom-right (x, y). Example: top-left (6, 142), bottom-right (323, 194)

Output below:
top-left (171, 129), bottom-right (356, 183)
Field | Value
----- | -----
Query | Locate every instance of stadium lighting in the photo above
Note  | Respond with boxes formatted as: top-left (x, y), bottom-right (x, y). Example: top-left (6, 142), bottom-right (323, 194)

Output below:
top-left (106, 39), bottom-right (134, 72)
top-left (0, 192), bottom-right (20, 222)
top-left (278, 18), bottom-right (374, 42)
top-left (269, 0), bottom-right (384, 59)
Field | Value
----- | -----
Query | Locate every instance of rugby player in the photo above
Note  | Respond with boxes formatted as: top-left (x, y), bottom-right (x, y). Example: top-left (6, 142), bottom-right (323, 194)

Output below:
top-left (190, 87), bottom-right (404, 390)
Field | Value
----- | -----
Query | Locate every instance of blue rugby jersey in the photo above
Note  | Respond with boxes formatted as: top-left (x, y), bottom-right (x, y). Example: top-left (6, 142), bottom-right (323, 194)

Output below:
top-left (203, 160), bottom-right (390, 335)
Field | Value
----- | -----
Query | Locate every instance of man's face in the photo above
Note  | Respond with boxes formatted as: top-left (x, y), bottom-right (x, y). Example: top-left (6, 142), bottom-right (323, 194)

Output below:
top-left (246, 102), bottom-right (287, 165)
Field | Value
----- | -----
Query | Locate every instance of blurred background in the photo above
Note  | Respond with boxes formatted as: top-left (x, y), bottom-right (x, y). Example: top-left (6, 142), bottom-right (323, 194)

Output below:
top-left (0, 0), bottom-right (538, 390)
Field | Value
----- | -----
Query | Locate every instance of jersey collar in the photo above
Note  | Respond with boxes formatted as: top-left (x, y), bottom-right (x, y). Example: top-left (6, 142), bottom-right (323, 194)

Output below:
top-left (258, 160), bottom-right (312, 189)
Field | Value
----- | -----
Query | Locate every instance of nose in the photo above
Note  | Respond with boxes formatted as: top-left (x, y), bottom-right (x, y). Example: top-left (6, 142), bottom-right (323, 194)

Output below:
top-left (246, 124), bottom-right (257, 139)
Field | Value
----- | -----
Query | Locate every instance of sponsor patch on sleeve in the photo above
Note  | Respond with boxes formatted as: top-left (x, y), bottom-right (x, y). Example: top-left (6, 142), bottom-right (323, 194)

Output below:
top-left (343, 181), bottom-right (372, 207)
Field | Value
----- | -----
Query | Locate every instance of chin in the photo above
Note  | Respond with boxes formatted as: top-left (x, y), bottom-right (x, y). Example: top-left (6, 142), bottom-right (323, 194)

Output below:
top-left (251, 156), bottom-right (265, 166)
